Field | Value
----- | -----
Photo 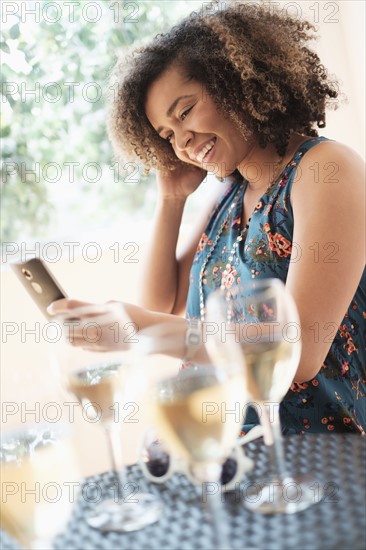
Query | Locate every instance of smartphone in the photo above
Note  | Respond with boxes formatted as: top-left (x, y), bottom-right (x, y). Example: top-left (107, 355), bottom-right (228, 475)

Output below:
top-left (10, 258), bottom-right (67, 319)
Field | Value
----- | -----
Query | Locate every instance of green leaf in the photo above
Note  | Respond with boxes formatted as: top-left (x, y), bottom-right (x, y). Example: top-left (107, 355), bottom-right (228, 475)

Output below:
top-left (0, 126), bottom-right (11, 138)
top-left (9, 25), bottom-right (20, 40)
top-left (0, 42), bottom-right (10, 54)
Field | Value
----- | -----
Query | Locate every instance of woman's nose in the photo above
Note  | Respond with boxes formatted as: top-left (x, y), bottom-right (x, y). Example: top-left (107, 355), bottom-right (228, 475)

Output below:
top-left (174, 128), bottom-right (193, 152)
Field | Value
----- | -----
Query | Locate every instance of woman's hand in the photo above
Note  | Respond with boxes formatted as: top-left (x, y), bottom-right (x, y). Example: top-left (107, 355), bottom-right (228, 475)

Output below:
top-left (47, 298), bottom-right (189, 357)
top-left (47, 299), bottom-right (136, 352)
top-left (156, 164), bottom-right (206, 200)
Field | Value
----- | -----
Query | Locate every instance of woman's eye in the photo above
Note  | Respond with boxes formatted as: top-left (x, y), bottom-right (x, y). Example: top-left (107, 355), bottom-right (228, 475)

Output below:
top-left (163, 105), bottom-right (194, 143)
top-left (180, 106), bottom-right (192, 120)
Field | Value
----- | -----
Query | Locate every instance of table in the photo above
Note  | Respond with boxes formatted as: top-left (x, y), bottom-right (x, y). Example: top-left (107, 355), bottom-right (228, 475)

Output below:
top-left (1, 434), bottom-right (365, 550)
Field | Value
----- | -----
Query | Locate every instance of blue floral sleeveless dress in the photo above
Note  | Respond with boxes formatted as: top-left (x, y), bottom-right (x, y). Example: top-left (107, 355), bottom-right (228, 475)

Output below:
top-left (186, 136), bottom-right (366, 435)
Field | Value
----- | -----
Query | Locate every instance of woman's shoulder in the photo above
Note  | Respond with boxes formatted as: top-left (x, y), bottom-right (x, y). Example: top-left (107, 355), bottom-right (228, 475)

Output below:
top-left (287, 137), bottom-right (364, 200)
top-left (290, 136), bottom-right (365, 223)
top-left (299, 137), bottom-right (365, 173)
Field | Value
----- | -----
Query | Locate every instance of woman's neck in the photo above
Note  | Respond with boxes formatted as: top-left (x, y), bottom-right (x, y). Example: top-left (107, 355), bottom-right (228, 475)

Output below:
top-left (237, 133), bottom-right (308, 190)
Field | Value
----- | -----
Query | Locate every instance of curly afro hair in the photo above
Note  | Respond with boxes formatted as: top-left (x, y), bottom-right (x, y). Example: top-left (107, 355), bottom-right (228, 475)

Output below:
top-left (107, 1), bottom-right (339, 172)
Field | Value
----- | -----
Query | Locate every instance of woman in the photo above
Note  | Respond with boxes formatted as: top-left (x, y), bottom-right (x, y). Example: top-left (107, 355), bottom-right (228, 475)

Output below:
top-left (50, 3), bottom-right (365, 434)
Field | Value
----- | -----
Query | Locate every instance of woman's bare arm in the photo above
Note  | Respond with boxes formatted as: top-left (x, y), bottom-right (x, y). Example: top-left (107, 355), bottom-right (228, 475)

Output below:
top-left (287, 140), bottom-right (365, 383)
top-left (139, 168), bottom-right (230, 316)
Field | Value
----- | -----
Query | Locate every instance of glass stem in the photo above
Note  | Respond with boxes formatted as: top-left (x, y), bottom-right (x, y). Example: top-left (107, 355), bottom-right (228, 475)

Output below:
top-left (205, 483), bottom-right (231, 550)
top-left (32, 539), bottom-right (53, 550)
top-left (195, 463), bottom-right (231, 550)
top-left (262, 403), bottom-right (288, 481)
top-left (104, 423), bottom-right (125, 501)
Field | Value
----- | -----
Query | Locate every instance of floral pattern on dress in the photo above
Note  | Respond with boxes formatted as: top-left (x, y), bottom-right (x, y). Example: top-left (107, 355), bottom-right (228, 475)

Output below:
top-left (186, 136), bottom-right (366, 435)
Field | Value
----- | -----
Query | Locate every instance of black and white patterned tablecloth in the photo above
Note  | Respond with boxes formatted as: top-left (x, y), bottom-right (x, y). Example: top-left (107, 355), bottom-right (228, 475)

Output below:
top-left (1, 434), bottom-right (365, 550)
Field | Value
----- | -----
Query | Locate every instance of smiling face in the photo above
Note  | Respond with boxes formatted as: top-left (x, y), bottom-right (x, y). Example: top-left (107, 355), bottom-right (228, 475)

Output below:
top-left (145, 65), bottom-right (252, 178)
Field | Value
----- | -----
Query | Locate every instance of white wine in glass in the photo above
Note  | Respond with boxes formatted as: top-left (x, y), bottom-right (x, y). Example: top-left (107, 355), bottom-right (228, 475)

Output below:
top-left (154, 365), bottom-right (246, 469)
top-left (207, 278), bottom-right (324, 514)
top-left (138, 324), bottom-right (247, 549)
top-left (0, 424), bottom-right (79, 550)
top-left (242, 336), bottom-right (295, 407)
top-left (52, 303), bottom-right (163, 532)
top-left (67, 362), bottom-right (128, 424)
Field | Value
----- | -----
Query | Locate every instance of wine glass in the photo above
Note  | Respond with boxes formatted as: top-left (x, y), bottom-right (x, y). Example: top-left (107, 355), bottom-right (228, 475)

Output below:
top-left (51, 303), bottom-right (163, 532)
top-left (0, 422), bottom-right (79, 550)
top-left (137, 323), bottom-right (248, 549)
top-left (206, 278), bottom-right (323, 513)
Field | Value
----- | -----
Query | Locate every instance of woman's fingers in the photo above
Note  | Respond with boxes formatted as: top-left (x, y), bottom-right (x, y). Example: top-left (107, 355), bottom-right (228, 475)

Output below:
top-left (47, 299), bottom-right (92, 315)
top-left (48, 300), bottom-right (131, 351)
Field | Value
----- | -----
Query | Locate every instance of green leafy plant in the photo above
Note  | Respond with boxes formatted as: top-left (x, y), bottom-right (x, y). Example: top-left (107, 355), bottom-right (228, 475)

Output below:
top-left (0, 0), bottom-right (202, 244)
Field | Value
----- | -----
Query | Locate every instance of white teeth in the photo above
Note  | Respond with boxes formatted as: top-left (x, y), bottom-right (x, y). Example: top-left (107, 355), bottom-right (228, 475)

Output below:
top-left (196, 139), bottom-right (215, 162)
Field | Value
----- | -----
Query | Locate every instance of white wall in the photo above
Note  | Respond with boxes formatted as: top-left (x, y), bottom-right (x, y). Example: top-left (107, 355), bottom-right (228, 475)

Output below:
top-left (273, 0), bottom-right (365, 158)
